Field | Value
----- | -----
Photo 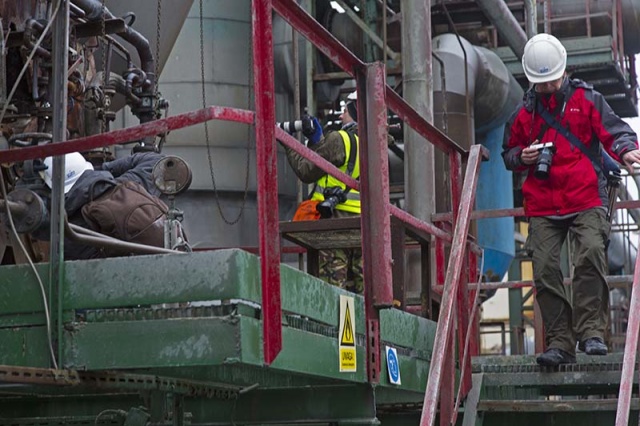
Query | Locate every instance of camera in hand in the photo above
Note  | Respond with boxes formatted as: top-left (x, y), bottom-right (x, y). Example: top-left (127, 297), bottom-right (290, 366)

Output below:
top-left (316, 187), bottom-right (347, 218)
top-left (532, 142), bottom-right (555, 180)
top-left (277, 116), bottom-right (314, 135)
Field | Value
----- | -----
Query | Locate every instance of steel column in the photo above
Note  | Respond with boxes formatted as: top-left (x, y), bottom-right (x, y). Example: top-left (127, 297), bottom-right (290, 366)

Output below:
top-left (357, 62), bottom-right (393, 383)
top-left (420, 145), bottom-right (485, 426)
top-left (615, 250), bottom-right (640, 425)
top-left (359, 62), bottom-right (393, 309)
top-left (49, 0), bottom-right (70, 368)
top-left (252, 0), bottom-right (281, 365)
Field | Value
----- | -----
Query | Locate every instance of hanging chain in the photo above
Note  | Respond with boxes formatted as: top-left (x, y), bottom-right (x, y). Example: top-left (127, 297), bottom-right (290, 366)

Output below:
top-left (199, 0), bottom-right (251, 226)
top-left (99, 0), bottom-right (107, 135)
top-left (154, 0), bottom-right (163, 120)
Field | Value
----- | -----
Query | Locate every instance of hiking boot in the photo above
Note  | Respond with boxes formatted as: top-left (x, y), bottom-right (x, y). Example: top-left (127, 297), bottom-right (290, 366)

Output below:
top-left (536, 348), bottom-right (576, 367)
top-left (578, 337), bottom-right (608, 355)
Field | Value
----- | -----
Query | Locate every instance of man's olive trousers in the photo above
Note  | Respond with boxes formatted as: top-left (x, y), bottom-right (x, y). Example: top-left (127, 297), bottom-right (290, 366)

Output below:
top-left (528, 208), bottom-right (610, 354)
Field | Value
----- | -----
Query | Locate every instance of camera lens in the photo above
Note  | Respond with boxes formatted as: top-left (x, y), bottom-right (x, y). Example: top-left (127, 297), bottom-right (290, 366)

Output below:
top-left (534, 147), bottom-right (554, 180)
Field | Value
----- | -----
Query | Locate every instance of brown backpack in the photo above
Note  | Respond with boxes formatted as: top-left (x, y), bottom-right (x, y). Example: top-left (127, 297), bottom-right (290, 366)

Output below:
top-left (81, 180), bottom-right (168, 251)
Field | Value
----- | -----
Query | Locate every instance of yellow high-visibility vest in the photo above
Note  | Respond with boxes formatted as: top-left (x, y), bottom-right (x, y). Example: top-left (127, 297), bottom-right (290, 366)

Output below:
top-left (311, 130), bottom-right (360, 214)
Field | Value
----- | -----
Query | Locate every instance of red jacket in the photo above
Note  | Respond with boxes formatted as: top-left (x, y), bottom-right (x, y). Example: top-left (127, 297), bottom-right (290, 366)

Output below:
top-left (502, 78), bottom-right (638, 217)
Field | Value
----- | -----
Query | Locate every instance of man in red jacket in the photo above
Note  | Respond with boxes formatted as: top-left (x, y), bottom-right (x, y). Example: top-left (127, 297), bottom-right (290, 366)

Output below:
top-left (503, 33), bottom-right (640, 366)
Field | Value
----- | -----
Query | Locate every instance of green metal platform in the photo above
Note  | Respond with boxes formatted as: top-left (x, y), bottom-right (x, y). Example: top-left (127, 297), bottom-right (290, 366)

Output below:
top-left (0, 249), bottom-right (437, 425)
top-left (463, 353), bottom-right (638, 426)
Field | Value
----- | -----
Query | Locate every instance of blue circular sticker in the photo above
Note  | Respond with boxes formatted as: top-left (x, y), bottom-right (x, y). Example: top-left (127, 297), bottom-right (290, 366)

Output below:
top-left (387, 347), bottom-right (400, 384)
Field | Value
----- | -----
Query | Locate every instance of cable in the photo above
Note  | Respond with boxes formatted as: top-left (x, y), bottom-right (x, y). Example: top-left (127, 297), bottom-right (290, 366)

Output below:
top-left (0, 174), bottom-right (58, 369)
top-left (0, 0), bottom-right (63, 370)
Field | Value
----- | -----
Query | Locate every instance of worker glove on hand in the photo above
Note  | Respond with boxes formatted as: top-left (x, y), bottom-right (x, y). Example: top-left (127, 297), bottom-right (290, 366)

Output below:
top-left (303, 116), bottom-right (323, 145)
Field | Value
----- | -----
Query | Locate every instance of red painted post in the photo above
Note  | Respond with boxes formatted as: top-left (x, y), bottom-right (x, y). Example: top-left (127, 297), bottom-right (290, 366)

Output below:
top-left (615, 251), bottom-right (640, 425)
top-left (419, 145), bottom-right (484, 426)
top-left (359, 63), bottom-right (393, 309)
top-left (357, 63), bottom-right (393, 383)
top-left (252, 0), bottom-right (282, 365)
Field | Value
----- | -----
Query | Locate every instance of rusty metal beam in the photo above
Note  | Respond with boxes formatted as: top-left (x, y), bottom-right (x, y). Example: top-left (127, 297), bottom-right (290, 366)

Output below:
top-left (253, 0), bottom-right (282, 365)
top-left (0, 107), bottom-right (255, 163)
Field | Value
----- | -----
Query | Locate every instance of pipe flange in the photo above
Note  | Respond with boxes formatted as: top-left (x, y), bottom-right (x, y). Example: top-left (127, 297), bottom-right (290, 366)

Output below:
top-left (2, 189), bottom-right (48, 234)
top-left (152, 156), bottom-right (192, 196)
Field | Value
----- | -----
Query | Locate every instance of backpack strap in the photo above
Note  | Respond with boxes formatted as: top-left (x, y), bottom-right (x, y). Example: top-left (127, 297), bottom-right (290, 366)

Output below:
top-left (535, 87), bottom-right (621, 182)
top-left (536, 103), bottom-right (620, 181)
top-left (87, 178), bottom-right (117, 202)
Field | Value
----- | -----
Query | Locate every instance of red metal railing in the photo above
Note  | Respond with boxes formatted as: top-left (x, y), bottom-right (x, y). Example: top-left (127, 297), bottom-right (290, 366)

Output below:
top-left (0, 2), bottom-right (485, 424)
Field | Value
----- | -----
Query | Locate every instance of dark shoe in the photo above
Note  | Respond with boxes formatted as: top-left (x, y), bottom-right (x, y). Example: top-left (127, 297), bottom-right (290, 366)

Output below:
top-left (536, 348), bottom-right (576, 366)
top-left (578, 337), bottom-right (608, 355)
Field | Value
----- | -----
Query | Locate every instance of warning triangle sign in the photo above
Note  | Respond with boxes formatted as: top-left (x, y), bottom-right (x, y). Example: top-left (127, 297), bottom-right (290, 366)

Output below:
top-left (341, 304), bottom-right (355, 346)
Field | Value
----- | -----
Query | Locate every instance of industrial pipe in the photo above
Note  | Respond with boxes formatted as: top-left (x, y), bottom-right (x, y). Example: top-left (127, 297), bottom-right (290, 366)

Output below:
top-left (475, 0), bottom-right (528, 60)
top-left (64, 217), bottom-right (181, 256)
top-left (70, 0), bottom-right (155, 85)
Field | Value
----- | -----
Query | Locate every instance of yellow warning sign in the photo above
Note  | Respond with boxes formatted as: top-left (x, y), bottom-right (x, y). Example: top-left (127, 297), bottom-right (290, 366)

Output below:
top-left (341, 304), bottom-right (355, 345)
top-left (339, 294), bottom-right (357, 372)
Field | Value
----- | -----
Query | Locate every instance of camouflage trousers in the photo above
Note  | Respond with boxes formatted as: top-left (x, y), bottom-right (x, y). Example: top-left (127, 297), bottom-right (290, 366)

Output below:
top-left (319, 248), bottom-right (363, 294)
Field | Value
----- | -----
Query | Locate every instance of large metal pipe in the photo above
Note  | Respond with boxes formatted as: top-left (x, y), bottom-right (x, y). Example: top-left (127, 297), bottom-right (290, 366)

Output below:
top-left (402, 0), bottom-right (435, 302)
top-left (476, 0), bottom-right (528, 60)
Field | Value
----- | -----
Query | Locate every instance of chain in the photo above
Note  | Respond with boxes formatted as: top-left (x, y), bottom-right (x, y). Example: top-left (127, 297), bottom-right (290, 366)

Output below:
top-left (154, 0), bottom-right (162, 107)
top-left (199, 0), bottom-right (251, 225)
top-left (100, 0), bottom-right (106, 135)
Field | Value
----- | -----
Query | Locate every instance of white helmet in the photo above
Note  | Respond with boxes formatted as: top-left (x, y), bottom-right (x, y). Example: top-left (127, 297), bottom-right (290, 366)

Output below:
top-left (522, 33), bottom-right (567, 84)
top-left (41, 152), bottom-right (94, 194)
top-left (345, 90), bottom-right (357, 120)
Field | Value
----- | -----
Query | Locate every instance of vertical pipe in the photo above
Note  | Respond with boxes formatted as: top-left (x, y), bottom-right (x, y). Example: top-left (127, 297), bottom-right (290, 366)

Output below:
top-left (304, 0), bottom-right (315, 116)
top-left (524, 0), bottom-right (537, 38)
top-left (292, 18), bottom-right (304, 271)
top-left (402, 0), bottom-right (435, 302)
top-left (49, 0), bottom-right (70, 367)
top-left (252, 0), bottom-right (282, 365)
top-left (614, 251), bottom-right (640, 426)
top-left (543, 0), bottom-right (551, 34)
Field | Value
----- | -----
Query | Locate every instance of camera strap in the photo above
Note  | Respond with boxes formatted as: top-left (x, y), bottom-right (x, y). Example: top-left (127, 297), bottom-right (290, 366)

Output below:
top-left (536, 98), bottom-right (620, 182)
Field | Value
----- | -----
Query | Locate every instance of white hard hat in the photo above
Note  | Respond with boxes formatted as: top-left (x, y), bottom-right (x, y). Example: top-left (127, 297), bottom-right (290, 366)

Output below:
top-left (522, 33), bottom-right (567, 84)
top-left (41, 152), bottom-right (94, 194)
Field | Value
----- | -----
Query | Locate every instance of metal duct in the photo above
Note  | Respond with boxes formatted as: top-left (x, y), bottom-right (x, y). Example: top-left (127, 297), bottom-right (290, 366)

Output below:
top-left (432, 33), bottom-right (523, 281)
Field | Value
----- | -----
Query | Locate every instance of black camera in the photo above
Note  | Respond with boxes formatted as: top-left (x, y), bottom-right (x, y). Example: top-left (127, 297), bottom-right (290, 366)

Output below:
top-left (531, 142), bottom-right (555, 180)
top-left (277, 116), bottom-right (315, 135)
top-left (316, 187), bottom-right (347, 218)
